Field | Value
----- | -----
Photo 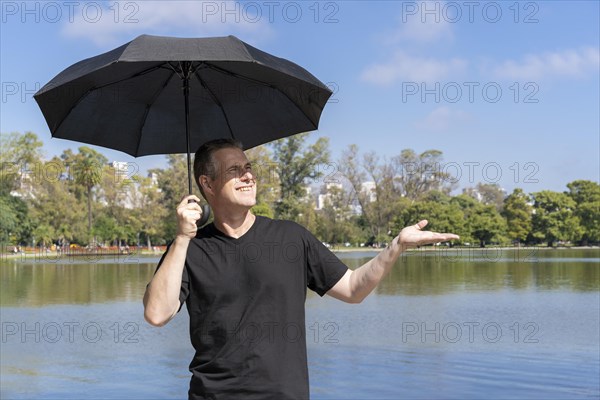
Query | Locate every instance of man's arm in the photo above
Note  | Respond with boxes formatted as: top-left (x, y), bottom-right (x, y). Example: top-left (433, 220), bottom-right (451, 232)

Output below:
top-left (143, 195), bottom-right (201, 327)
top-left (326, 220), bottom-right (459, 304)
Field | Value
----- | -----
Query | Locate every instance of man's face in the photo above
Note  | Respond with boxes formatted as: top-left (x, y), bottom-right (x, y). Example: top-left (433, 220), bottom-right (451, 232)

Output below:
top-left (207, 147), bottom-right (257, 209)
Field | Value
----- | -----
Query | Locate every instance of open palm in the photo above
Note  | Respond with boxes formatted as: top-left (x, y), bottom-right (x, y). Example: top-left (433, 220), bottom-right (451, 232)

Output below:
top-left (398, 220), bottom-right (459, 249)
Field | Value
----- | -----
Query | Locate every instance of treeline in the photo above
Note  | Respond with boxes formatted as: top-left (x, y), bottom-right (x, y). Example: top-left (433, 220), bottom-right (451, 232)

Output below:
top-left (1, 131), bottom-right (599, 249)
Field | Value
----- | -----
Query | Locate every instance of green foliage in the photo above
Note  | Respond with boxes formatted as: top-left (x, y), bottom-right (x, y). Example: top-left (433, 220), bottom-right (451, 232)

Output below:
top-left (251, 202), bottom-right (274, 219)
top-left (469, 204), bottom-right (508, 247)
top-left (531, 190), bottom-right (582, 247)
top-left (445, 194), bottom-right (507, 246)
top-left (154, 154), bottom-right (203, 240)
top-left (0, 193), bottom-right (31, 245)
top-left (92, 215), bottom-right (120, 242)
top-left (271, 133), bottom-right (330, 219)
top-left (0, 131), bottom-right (44, 195)
top-left (315, 184), bottom-right (364, 245)
top-left (393, 194), bottom-right (465, 244)
top-left (393, 149), bottom-right (456, 200)
top-left (246, 146), bottom-right (279, 206)
top-left (502, 188), bottom-right (533, 243)
top-left (464, 183), bottom-right (506, 212)
top-left (567, 180), bottom-right (600, 244)
top-left (30, 157), bottom-right (87, 244)
top-left (0, 131), bottom-right (597, 249)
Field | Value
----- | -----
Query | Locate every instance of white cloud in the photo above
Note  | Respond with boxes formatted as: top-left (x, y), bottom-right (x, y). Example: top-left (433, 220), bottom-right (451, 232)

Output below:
top-left (492, 47), bottom-right (600, 80)
top-left (414, 106), bottom-right (471, 132)
top-left (61, 1), bottom-right (272, 47)
top-left (361, 51), bottom-right (467, 86)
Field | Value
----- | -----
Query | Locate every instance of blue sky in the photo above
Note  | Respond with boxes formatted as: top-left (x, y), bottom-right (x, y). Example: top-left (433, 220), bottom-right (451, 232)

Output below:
top-left (1, 0), bottom-right (598, 194)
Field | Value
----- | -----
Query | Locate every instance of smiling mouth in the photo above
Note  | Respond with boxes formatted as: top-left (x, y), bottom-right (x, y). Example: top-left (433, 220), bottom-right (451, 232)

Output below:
top-left (236, 186), bottom-right (253, 192)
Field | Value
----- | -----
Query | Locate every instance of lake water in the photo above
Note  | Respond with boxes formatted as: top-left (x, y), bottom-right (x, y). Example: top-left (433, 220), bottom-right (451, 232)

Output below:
top-left (1, 248), bottom-right (599, 399)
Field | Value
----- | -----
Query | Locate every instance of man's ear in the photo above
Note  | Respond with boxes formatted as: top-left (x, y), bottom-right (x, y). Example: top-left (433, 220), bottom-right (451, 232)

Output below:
top-left (200, 176), bottom-right (212, 193)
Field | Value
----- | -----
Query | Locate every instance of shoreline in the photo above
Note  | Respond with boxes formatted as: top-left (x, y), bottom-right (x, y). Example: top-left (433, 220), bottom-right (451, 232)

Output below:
top-left (1, 245), bottom-right (598, 261)
top-left (332, 245), bottom-right (599, 253)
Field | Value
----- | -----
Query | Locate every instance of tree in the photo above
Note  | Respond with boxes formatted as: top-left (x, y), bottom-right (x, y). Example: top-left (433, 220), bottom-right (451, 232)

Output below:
top-left (469, 204), bottom-right (507, 247)
top-left (251, 203), bottom-right (274, 219)
top-left (450, 194), bottom-right (482, 245)
top-left (393, 192), bottom-right (464, 245)
top-left (246, 145), bottom-right (279, 219)
top-left (153, 154), bottom-right (204, 240)
top-left (531, 190), bottom-right (582, 247)
top-left (337, 144), bottom-right (370, 235)
top-left (67, 147), bottom-right (107, 237)
top-left (271, 133), bottom-right (330, 221)
top-left (0, 194), bottom-right (31, 245)
top-left (315, 184), bottom-right (361, 245)
top-left (464, 183), bottom-right (506, 212)
top-left (131, 173), bottom-right (169, 249)
top-left (92, 215), bottom-right (120, 244)
top-left (502, 188), bottom-right (533, 244)
top-left (96, 164), bottom-right (140, 245)
top-left (362, 151), bottom-right (404, 243)
top-left (567, 180), bottom-right (600, 245)
top-left (392, 149), bottom-right (456, 200)
top-left (338, 145), bottom-right (405, 244)
top-left (30, 157), bottom-right (87, 245)
top-left (0, 131), bottom-right (44, 196)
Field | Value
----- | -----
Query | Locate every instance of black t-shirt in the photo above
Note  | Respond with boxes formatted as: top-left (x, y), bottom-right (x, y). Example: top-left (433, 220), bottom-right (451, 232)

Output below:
top-left (157, 216), bottom-right (348, 400)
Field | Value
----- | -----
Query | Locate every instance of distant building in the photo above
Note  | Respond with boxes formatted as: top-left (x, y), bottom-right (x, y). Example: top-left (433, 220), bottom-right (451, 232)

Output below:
top-left (361, 181), bottom-right (377, 203)
top-left (108, 161), bottom-right (131, 182)
top-left (10, 171), bottom-right (34, 199)
top-left (315, 182), bottom-right (343, 210)
top-left (149, 172), bottom-right (159, 187)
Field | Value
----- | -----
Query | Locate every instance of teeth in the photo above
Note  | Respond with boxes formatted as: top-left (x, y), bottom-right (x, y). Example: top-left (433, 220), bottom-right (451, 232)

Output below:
top-left (237, 187), bottom-right (252, 192)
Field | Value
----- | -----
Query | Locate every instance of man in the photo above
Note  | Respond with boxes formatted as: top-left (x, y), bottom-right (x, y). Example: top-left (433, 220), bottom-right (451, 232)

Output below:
top-left (143, 139), bottom-right (459, 399)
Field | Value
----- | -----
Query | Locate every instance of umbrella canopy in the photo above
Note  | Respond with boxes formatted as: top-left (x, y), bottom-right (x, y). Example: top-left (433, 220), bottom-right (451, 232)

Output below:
top-left (34, 34), bottom-right (332, 197)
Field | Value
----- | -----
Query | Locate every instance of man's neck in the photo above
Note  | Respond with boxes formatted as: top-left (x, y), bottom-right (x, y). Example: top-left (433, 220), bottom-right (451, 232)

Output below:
top-left (213, 210), bottom-right (256, 239)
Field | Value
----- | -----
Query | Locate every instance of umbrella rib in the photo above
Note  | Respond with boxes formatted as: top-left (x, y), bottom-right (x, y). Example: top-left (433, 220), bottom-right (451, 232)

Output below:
top-left (204, 63), bottom-right (318, 131)
top-left (95, 64), bottom-right (167, 90)
top-left (134, 70), bottom-right (176, 156)
top-left (192, 69), bottom-right (236, 140)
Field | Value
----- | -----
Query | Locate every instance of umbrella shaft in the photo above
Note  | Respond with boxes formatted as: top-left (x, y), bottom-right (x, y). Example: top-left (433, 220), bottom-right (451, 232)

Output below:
top-left (183, 72), bottom-right (193, 195)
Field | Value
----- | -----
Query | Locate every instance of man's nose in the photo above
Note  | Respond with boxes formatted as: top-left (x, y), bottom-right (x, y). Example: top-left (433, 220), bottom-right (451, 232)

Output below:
top-left (240, 170), bottom-right (254, 181)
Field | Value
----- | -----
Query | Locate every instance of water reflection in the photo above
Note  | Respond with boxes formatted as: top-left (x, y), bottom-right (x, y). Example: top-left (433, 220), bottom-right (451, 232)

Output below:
top-left (1, 249), bottom-right (598, 399)
top-left (345, 248), bottom-right (599, 295)
top-left (0, 260), bottom-right (157, 307)
top-left (1, 249), bottom-right (598, 307)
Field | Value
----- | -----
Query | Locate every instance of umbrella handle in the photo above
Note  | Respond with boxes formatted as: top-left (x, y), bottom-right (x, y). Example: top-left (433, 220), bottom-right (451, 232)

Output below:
top-left (187, 199), bottom-right (211, 227)
top-left (198, 204), bottom-right (211, 226)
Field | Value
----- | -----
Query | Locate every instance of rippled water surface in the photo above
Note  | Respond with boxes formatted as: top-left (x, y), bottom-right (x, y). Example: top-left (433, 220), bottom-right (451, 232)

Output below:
top-left (1, 248), bottom-right (599, 399)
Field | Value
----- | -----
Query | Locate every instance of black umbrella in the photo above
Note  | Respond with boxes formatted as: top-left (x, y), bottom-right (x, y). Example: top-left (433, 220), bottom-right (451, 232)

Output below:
top-left (34, 34), bottom-right (332, 223)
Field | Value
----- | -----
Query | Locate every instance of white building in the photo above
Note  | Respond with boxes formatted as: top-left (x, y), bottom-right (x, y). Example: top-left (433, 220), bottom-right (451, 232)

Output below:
top-left (315, 182), bottom-right (343, 210)
top-left (109, 161), bottom-right (131, 182)
top-left (361, 181), bottom-right (377, 203)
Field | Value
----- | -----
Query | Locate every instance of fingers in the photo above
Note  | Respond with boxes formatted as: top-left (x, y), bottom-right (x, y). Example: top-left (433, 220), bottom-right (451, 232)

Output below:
top-left (179, 194), bottom-right (201, 206)
top-left (426, 232), bottom-right (460, 244)
top-left (180, 207), bottom-right (201, 222)
top-left (176, 195), bottom-right (203, 239)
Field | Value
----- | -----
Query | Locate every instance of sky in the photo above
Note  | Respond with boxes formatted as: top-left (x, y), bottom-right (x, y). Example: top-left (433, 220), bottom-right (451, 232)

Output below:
top-left (1, 0), bottom-right (599, 195)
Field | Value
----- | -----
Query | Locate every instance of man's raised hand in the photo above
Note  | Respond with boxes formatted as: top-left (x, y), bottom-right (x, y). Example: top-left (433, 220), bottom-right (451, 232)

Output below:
top-left (397, 220), bottom-right (459, 250)
top-left (176, 195), bottom-right (202, 240)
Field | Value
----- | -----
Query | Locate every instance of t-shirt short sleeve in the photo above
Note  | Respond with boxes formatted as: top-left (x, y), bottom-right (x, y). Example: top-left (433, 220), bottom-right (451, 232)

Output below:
top-left (154, 243), bottom-right (190, 312)
top-left (302, 227), bottom-right (349, 296)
